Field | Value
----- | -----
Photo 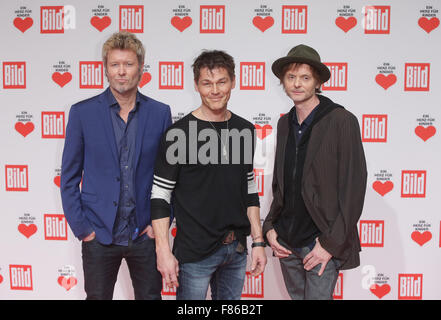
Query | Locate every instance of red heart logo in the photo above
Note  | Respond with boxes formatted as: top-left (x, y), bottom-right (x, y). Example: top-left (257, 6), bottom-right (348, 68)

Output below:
top-left (411, 230), bottom-right (432, 246)
top-left (90, 16), bottom-right (111, 32)
top-left (0, 274), bottom-right (3, 284)
top-left (58, 276), bottom-right (78, 291)
top-left (415, 125), bottom-right (436, 142)
top-left (171, 16), bottom-right (192, 32)
top-left (52, 72), bottom-right (72, 88)
top-left (252, 16), bottom-right (274, 32)
top-left (18, 223), bottom-right (37, 238)
top-left (15, 122), bottom-right (35, 137)
top-left (335, 16), bottom-right (357, 33)
top-left (418, 17), bottom-right (440, 33)
top-left (370, 284), bottom-right (391, 299)
top-left (13, 17), bottom-right (34, 33)
top-left (375, 74), bottom-right (397, 90)
top-left (54, 176), bottom-right (61, 187)
top-left (255, 124), bottom-right (273, 140)
top-left (171, 227), bottom-right (177, 238)
top-left (372, 181), bottom-right (393, 196)
top-left (139, 72), bottom-right (152, 88)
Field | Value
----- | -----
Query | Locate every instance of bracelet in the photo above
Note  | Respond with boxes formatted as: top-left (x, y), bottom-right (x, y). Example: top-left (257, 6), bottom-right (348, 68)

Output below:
top-left (251, 242), bottom-right (266, 248)
top-left (252, 235), bottom-right (264, 241)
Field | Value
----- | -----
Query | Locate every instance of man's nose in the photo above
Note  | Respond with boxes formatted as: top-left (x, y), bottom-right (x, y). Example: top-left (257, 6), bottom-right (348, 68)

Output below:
top-left (118, 64), bottom-right (126, 75)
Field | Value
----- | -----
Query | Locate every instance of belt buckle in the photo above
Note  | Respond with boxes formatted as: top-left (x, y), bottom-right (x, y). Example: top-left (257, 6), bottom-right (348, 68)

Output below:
top-left (223, 231), bottom-right (235, 244)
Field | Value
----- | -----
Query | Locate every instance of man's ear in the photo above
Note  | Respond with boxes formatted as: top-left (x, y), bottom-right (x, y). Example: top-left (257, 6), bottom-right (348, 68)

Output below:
top-left (231, 76), bottom-right (236, 90)
top-left (194, 80), bottom-right (199, 93)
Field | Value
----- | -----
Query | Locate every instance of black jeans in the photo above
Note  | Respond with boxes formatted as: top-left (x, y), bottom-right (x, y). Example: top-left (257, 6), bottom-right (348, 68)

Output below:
top-left (81, 237), bottom-right (162, 300)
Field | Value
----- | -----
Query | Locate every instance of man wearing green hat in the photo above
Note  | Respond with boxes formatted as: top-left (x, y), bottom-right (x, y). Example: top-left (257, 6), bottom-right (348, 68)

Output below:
top-left (263, 44), bottom-right (367, 299)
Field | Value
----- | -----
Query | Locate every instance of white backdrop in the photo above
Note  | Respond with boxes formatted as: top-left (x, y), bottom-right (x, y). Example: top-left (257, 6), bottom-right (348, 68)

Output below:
top-left (1, 0), bottom-right (440, 300)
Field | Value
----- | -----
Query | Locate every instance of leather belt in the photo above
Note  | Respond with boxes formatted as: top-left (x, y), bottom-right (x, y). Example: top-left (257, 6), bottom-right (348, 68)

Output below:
top-left (223, 231), bottom-right (236, 244)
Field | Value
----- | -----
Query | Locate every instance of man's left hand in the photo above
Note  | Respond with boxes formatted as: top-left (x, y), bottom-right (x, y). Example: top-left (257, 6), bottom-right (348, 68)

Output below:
top-left (140, 225), bottom-right (155, 239)
top-left (303, 238), bottom-right (332, 276)
top-left (250, 246), bottom-right (267, 276)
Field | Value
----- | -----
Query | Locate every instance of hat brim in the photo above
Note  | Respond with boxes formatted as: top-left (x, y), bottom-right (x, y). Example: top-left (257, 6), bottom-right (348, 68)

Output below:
top-left (272, 56), bottom-right (331, 83)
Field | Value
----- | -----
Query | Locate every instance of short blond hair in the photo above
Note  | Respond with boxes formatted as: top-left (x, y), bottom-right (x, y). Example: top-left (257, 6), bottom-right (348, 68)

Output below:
top-left (102, 31), bottom-right (145, 66)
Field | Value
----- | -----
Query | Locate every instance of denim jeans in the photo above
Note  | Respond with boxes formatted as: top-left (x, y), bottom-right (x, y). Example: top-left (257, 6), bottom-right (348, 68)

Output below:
top-left (278, 237), bottom-right (341, 300)
top-left (176, 240), bottom-right (247, 300)
top-left (81, 237), bottom-right (162, 300)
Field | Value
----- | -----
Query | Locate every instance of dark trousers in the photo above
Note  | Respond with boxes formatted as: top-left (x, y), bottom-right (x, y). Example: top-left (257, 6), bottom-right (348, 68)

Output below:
top-left (81, 237), bottom-right (162, 300)
top-left (278, 237), bottom-right (340, 300)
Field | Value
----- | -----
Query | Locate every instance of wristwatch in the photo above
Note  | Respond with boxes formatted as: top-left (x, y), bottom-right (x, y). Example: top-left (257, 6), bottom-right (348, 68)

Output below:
top-left (251, 242), bottom-right (266, 248)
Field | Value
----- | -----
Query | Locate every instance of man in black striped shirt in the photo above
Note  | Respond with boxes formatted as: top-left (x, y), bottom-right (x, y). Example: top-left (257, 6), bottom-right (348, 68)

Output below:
top-left (150, 50), bottom-right (267, 300)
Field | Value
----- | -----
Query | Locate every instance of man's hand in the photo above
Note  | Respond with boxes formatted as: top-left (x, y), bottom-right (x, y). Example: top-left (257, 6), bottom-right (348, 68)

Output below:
top-left (303, 238), bottom-right (332, 276)
top-left (250, 246), bottom-right (267, 276)
top-left (156, 248), bottom-right (179, 289)
top-left (152, 217), bottom-right (178, 288)
top-left (140, 225), bottom-right (155, 239)
top-left (266, 229), bottom-right (292, 258)
top-left (83, 231), bottom-right (96, 242)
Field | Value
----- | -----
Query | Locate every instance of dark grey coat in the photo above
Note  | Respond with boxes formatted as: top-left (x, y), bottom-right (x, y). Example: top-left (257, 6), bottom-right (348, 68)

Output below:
top-left (263, 96), bottom-right (367, 270)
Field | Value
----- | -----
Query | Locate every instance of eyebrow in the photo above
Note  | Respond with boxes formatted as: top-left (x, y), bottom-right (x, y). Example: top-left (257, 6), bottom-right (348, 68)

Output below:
top-left (200, 77), bottom-right (228, 83)
top-left (286, 72), bottom-right (312, 77)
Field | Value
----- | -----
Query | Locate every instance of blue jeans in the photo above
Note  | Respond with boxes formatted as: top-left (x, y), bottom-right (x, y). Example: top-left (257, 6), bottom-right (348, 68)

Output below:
top-left (176, 240), bottom-right (247, 300)
top-left (278, 237), bottom-right (341, 300)
top-left (81, 237), bottom-right (162, 300)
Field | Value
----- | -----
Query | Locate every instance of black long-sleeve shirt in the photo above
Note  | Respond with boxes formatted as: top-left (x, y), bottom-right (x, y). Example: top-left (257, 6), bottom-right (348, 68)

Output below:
top-left (151, 112), bottom-right (259, 263)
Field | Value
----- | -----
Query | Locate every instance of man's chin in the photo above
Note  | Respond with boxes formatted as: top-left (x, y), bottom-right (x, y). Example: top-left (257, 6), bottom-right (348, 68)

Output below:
top-left (111, 85), bottom-right (135, 95)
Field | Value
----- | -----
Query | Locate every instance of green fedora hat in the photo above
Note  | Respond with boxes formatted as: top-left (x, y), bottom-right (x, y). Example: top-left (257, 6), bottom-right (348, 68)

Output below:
top-left (271, 44), bottom-right (331, 83)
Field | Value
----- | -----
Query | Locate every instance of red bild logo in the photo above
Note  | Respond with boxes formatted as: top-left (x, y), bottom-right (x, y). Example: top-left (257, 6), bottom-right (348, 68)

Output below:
top-left (398, 274), bottom-right (422, 300)
top-left (79, 61), bottom-right (103, 89)
top-left (401, 170), bottom-right (426, 198)
top-left (119, 5), bottom-right (144, 33)
top-left (240, 62), bottom-right (265, 90)
top-left (282, 6), bottom-right (307, 33)
top-left (362, 115), bottom-right (387, 142)
top-left (3, 62), bottom-right (26, 89)
top-left (363, 6), bottom-right (390, 34)
top-left (159, 62), bottom-right (184, 89)
top-left (405, 63), bottom-right (430, 91)
top-left (359, 220), bottom-right (384, 247)
top-left (161, 278), bottom-right (176, 296)
top-left (5, 165), bottom-right (28, 191)
top-left (44, 214), bottom-right (68, 240)
top-left (200, 5), bottom-right (225, 33)
top-left (333, 273), bottom-right (343, 299)
top-left (254, 169), bottom-right (264, 197)
top-left (41, 112), bottom-right (65, 138)
top-left (9, 265), bottom-right (33, 290)
top-left (322, 63), bottom-right (347, 91)
top-left (40, 6), bottom-right (64, 33)
top-left (242, 272), bottom-right (264, 298)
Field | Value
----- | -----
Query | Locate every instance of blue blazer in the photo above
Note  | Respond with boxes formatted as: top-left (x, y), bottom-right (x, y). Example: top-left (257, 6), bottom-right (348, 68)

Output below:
top-left (60, 88), bottom-right (172, 244)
